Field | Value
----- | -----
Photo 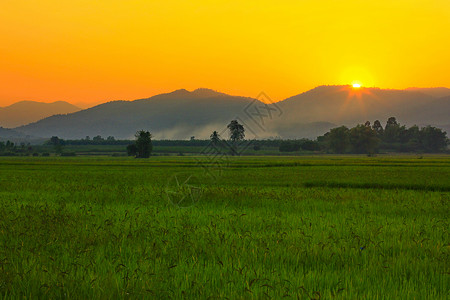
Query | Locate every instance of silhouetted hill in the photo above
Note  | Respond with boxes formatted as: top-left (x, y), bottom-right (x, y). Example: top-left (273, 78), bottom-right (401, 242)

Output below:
top-left (16, 89), bottom-right (268, 139)
top-left (405, 87), bottom-right (450, 98)
top-left (14, 87), bottom-right (449, 139)
top-left (277, 85), bottom-right (449, 128)
top-left (0, 101), bottom-right (81, 128)
top-left (0, 127), bottom-right (25, 140)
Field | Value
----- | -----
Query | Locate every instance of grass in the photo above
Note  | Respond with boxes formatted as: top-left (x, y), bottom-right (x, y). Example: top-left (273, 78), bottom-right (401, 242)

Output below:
top-left (0, 155), bottom-right (449, 298)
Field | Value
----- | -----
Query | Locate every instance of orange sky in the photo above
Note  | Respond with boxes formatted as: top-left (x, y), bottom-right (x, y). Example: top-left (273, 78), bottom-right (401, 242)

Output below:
top-left (1, 0), bottom-right (449, 107)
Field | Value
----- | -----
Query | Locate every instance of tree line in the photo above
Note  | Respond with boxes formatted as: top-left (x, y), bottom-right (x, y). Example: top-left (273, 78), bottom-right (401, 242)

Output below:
top-left (2, 117), bottom-right (447, 157)
top-left (317, 117), bottom-right (448, 154)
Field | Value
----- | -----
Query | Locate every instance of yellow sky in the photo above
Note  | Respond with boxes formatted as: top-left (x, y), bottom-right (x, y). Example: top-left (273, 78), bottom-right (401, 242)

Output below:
top-left (1, 0), bottom-right (449, 107)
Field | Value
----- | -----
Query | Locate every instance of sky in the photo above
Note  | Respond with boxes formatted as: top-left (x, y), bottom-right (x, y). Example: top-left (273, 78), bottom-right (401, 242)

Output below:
top-left (1, 0), bottom-right (449, 107)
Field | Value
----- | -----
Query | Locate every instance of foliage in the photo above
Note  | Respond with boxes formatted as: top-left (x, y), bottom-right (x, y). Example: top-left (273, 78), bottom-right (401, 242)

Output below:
top-left (319, 117), bottom-right (448, 154)
top-left (126, 144), bottom-right (138, 156)
top-left (210, 131), bottom-right (221, 146)
top-left (349, 124), bottom-right (380, 154)
top-left (227, 120), bottom-right (245, 155)
top-left (227, 120), bottom-right (245, 143)
top-left (48, 136), bottom-right (65, 154)
top-left (134, 130), bottom-right (153, 158)
top-left (328, 126), bottom-right (350, 153)
top-left (279, 140), bottom-right (301, 152)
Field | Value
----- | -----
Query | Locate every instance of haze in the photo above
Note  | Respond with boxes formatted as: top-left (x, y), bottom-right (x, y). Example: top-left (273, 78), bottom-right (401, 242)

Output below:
top-left (1, 0), bottom-right (450, 106)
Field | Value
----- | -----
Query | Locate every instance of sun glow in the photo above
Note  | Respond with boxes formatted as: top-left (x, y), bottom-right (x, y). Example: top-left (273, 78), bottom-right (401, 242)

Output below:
top-left (352, 83), bottom-right (361, 88)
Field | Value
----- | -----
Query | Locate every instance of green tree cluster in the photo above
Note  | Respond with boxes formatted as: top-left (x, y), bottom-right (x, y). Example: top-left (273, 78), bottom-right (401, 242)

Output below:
top-left (127, 130), bottom-right (153, 158)
top-left (319, 117), bottom-right (448, 154)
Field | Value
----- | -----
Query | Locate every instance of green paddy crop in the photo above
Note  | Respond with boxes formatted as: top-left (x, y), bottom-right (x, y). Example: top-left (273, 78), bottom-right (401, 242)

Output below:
top-left (0, 155), bottom-right (449, 298)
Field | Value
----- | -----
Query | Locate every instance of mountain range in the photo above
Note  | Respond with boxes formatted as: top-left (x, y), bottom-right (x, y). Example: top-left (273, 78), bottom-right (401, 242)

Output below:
top-left (2, 86), bottom-right (450, 140)
top-left (0, 101), bottom-right (81, 128)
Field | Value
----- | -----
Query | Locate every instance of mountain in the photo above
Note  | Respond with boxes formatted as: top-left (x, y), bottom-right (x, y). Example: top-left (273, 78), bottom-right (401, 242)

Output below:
top-left (276, 85), bottom-right (450, 128)
top-left (0, 101), bottom-right (81, 128)
top-left (15, 89), bottom-right (270, 139)
top-left (14, 87), bottom-right (450, 139)
top-left (405, 87), bottom-right (450, 98)
top-left (0, 126), bottom-right (25, 140)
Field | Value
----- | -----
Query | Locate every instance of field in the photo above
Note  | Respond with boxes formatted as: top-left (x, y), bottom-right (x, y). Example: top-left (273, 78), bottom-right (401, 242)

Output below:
top-left (0, 155), bottom-right (449, 298)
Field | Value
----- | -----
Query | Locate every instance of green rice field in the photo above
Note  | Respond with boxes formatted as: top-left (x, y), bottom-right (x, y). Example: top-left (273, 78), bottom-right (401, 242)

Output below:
top-left (0, 155), bottom-right (449, 298)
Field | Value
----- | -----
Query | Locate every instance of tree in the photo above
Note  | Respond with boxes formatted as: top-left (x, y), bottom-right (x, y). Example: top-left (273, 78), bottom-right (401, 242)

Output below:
top-left (401, 125), bottom-right (421, 152)
top-left (300, 139), bottom-right (320, 151)
top-left (372, 120), bottom-right (384, 136)
top-left (384, 117), bottom-right (401, 143)
top-left (134, 130), bottom-right (153, 158)
top-left (349, 125), bottom-right (380, 154)
top-left (227, 120), bottom-right (245, 142)
top-left (227, 120), bottom-right (245, 155)
top-left (210, 131), bottom-right (221, 146)
top-left (420, 126), bottom-right (447, 152)
top-left (279, 141), bottom-right (301, 152)
top-left (386, 117), bottom-right (398, 128)
top-left (93, 135), bottom-right (104, 142)
top-left (126, 144), bottom-right (138, 156)
top-left (328, 126), bottom-right (350, 154)
top-left (5, 140), bottom-right (15, 151)
top-left (49, 136), bottom-right (64, 154)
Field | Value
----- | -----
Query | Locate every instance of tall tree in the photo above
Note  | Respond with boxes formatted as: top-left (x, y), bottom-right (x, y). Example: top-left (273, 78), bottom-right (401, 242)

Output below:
top-left (210, 131), bottom-right (221, 147)
top-left (134, 130), bottom-right (153, 158)
top-left (372, 120), bottom-right (384, 136)
top-left (227, 120), bottom-right (245, 155)
top-left (384, 117), bottom-right (401, 143)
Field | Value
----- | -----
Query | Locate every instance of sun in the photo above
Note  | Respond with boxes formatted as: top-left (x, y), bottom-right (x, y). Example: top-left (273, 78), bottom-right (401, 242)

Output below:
top-left (352, 83), bottom-right (361, 88)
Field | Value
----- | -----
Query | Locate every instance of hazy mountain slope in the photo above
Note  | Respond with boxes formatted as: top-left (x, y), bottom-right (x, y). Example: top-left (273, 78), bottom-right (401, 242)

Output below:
top-left (14, 87), bottom-right (449, 139)
top-left (0, 101), bottom-right (81, 128)
top-left (405, 87), bottom-right (450, 98)
top-left (0, 127), bottom-right (25, 139)
top-left (277, 85), bottom-right (448, 127)
top-left (16, 89), bottom-right (266, 139)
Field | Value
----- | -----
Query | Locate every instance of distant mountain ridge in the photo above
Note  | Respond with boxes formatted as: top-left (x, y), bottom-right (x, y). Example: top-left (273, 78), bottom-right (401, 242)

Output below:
top-left (0, 127), bottom-right (24, 140)
top-left (6, 86), bottom-right (450, 140)
top-left (405, 87), bottom-right (450, 98)
top-left (0, 101), bottom-right (81, 128)
top-left (14, 89), bottom-right (263, 139)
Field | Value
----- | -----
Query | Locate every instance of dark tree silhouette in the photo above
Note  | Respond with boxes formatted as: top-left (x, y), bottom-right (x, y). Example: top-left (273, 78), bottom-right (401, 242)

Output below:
top-left (227, 120), bottom-right (245, 142)
top-left (93, 135), bottom-right (104, 142)
top-left (372, 120), bottom-right (384, 136)
top-left (349, 124), bottom-right (380, 155)
top-left (420, 126), bottom-right (447, 152)
top-left (227, 120), bottom-right (245, 155)
top-left (384, 117), bottom-right (402, 143)
top-left (386, 117), bottom-right (398, 128)
top-left (126, 144), bottom-right (138, 156)
top-left (49, 136), bottom-right (64, 154)
top-left (328, 126), bottom-right (350, 154)
top-left (318, 117), bottom-right (448, 154)
top-left (134, 130), bottom-right (153, 158)
top-left (210, 131), bottom-right (221, 146)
